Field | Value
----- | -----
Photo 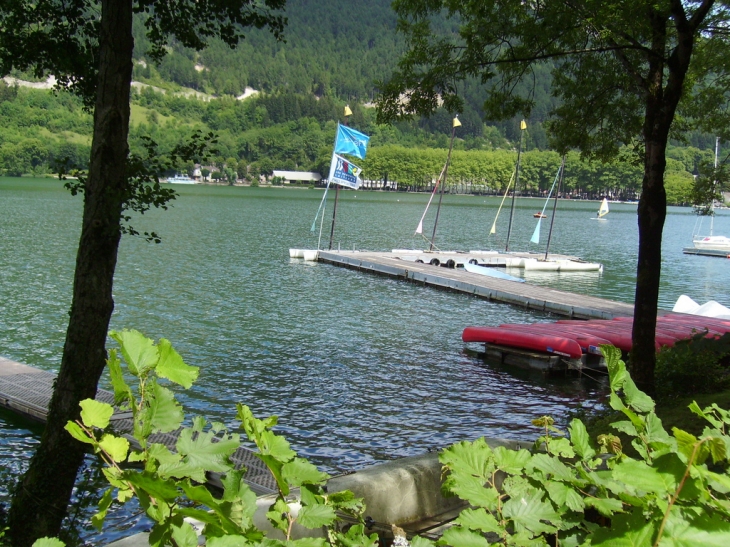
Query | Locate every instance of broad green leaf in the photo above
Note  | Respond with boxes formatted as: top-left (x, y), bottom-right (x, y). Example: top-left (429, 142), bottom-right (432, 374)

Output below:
top-left (545, 481), bottom-right (585, 512)
top-left (266, 497), bottom-right (291, 534)
top-left (156, 338), bottom-right (199, 388)
top-left (147, 443), bottom-right (180, 467)
top-left (157, 460), bottom-right (208, 483)
top-left (64, 421), bottom-right (95, 445)
top-left (110, 329), bottom-right (159, 376)
top-left (700, 468), bottom-right (730, 494)
top-left (492, 445), bottom-right (531, 474)
top-left (590, 508), bottom-right (655, 546)
top-left (644, 412), bottom-right (673, 447)
top-left (176, 427), bottom-right (238, 473)
top-left (659, 512), bottom-right (730, 547)
top-left (79, 399), bottom-right (114, 429)
top-left (31, 539), bottom-right (66, 547)
top-left (603, 345), bottom-right (625, 391)
top-left (707, 436), bottom-right (727, 464)
top-left (106, 349), bottom-right (133, 405)
top-left (439, 526), bottom-right (490, 547)
top-left (653, 453), bottom-right (701, 501)
top-left (102, 467), bottom-right (127, 489)
top-left (411, 537), bottom-right (436, 547)
top-left (528, 453), bottom-right (576, 483)
top-left (281, 458), bottom-right (329, 487)
top-left (296, 503), bottom-right (336, 529)
top-left (146, 381), bottom-right (184, 434)
top-left (440, 438), bottom-right (495, 480)
top-left (98, 433), bottom-right (129, 462)
top-left (92, 488), bottom-right (114, 530)
top-left (502, 490), bottom-right (560, 535)
top-left (609, 391), bottom-right (627, 412)
top-left (256, 429), bottom-right (296, 461)
top-left (612, 420), bottom-right (639, 437)
top-left (123, 470), bottom-right (180, 501)
top-left (612, 459), bottom-right (674, 495)
top-left (258, 453), bottom-right (288, 496)
top-left (584, 496), bottom-right (624, 516)
top-left (569, 419), bottom-right (596, 460)
top-left (548, 437), bottom-right (576, 458)
top-left (622, 375), bottom-right (655, 413)
top-left (444, 474), bottom-right (500, 510)
top-left (673, 428), bottom-right (699, 462)
top-left (170, 520), bottom-right (198, 547)
top-left (288, 539), bottom-right (329, 547)
top-left (455, 507), bottom-right (502, 534)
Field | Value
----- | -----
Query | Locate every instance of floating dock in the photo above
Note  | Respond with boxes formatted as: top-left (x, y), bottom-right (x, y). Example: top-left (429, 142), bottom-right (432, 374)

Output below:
top-left (310, 250), bottom-right (632, 320)
top-left (683, 247), bottom-right (730, 258)
top-left (0, 356), bottom-right (277, 494)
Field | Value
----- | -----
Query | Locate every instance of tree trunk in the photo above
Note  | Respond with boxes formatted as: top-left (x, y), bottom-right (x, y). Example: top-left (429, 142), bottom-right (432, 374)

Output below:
top-left (7, 1), bottom-right (133, 544)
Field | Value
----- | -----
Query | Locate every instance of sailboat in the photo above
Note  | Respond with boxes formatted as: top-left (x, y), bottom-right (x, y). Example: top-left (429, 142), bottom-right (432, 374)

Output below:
top-left (691, 137), bottom-right (730, 251)
top-left (594, 198), bottom-right (609, 220)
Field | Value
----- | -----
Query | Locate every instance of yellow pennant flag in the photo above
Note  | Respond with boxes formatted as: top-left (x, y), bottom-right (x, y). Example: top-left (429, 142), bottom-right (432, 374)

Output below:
top-left (453, 116), bottom-right (462, 128)
top-left (520, 120), bottom-right (527, 130)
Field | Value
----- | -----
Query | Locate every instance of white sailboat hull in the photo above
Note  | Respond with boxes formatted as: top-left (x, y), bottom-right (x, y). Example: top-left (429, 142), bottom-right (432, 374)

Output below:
top-left (693, 235), bottom-right (730, 251)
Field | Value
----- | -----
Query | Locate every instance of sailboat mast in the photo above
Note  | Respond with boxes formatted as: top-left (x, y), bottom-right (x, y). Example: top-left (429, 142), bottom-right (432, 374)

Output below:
top-left (505, 120), bottom-right (527, 252)
top-left (429, 116), bottom-right (461, 251)
top-left (711, 136), bottom-right (720, 237)
top-left (544, 155), bottom-right (565, 260)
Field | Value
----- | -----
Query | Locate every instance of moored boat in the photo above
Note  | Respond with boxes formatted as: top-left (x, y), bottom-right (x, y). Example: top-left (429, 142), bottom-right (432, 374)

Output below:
top-left (462, 326), bottom-right (583, 359)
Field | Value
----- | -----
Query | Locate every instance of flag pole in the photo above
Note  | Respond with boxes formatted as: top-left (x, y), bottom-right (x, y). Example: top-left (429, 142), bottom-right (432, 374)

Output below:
top-left (505, 120), bottom-right (526, 252)
top-left (429, 115), bottom-right (461, 251)
top-left (329, 105), bottom-right (352, 250)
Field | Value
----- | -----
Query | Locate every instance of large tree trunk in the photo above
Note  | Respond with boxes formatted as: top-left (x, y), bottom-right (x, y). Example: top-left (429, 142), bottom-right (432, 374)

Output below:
top-left (7, 1), bottom-right (133, 544)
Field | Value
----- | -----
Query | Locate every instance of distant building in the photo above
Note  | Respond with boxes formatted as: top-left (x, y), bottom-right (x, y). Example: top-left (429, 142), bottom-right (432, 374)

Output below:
top-left (272, 170), bottom-right (322, 184)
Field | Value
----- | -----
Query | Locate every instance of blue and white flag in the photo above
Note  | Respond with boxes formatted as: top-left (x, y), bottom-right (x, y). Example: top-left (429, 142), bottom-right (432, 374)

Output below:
top-left (334, 124), bottom-right (370, 160)
top-left (328, 153), bottom-right (362, 189)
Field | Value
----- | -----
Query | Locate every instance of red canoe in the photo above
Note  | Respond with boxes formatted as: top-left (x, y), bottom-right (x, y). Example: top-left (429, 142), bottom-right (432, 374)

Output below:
top-left (499, 323), bottom-right (612, 355)
top-left (463, 326), bottom-right (583, 359)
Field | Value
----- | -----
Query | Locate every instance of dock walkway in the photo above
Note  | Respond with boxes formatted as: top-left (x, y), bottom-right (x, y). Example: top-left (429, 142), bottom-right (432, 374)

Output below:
top-left (0, 356), bottom-right (277, 494)
top-left (316, 250), bottom-right (635, 320)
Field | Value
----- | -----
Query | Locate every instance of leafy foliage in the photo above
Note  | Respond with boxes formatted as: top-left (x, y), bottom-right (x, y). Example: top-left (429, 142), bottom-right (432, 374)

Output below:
top-left (410, 345), bottom-right (730, 546)
top-left (65, 330), bottom-right (378, 546)
top-left (655, 332), bottom-right (730, 400)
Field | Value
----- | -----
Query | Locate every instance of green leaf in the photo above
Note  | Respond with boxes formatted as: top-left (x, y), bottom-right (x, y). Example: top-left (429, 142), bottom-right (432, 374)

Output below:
top-left (107, 349), bottom-right (133, 405)
top-left (644, 412), bottom-right (673, 447)
top-left (502, 490), bottom-right (560, 535)
top-left (98, 433), bottom-right (130, 462)
top-left (155, 338), bottom-right (199, 388)
top-left (64, 421), bottom-right (96, 445)
top-left (569, 419), bottom-right (596, 460)
top-left (548, 437), bottom-right (576, 458)
top-left (110, 329), bottom-right (159, 376)
top-left (440, 438), bottom-right (495, 480)
top-left (590, 508), bottom-right (655, 546)
top-left (673, 428), bottom-right (699, 462)
top-left (258, 453), bottom-right (288, 496)
top-left (528, 453), bottom-right (576, 483)
top-left (659, 512), bottom-right (730, 547)
top-left (266, 497), bottom-right (290, 534)
top-left (288, 539), bottom-right (329, 547)
top-left (256, 429), bottom-right (296, 461)
top-left (622, 375), bottom-right (655, 413)
top-left (123, 470), bottom-right (180, 501)
top-left (604, 345), bottom-right (626, 391)
top-left (79, 399), bottom-right (114, 429)
top-left (584, 496), bottom-right (624, 516)
top-left (612, 420), bottom-right (638, 437)
top-left (92, 488), bottom-right (114, 530)
top-left (296, 503), bottom-right (336, 529)
top-left (31, 539), bottom-right (66, 547)
top-left (454, 507), bottom-right (503, 534)
top-left (439, 526), bottom-right (490, 547)
top-left (411, 537), bottom-right (436, 547)
top-left (545, 481), bottom-right (585, 512)
top-left (444, 474), bottom-right (500, 510)
top-left (492, 445), bottom-right (531, 474)
top-left (612, 459), bottom-right (675, 495)
top-left (170, 520), bottom-right (199, 547)
top-left (176, 427), bottom-right (238, 473)
top-left (281, 458), bottom-right (329, 487)
top-left (146, 381), bottom-right (184, 434)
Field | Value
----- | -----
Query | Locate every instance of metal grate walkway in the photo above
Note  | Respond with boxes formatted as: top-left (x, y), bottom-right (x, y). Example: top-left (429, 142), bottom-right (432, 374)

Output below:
top-left (0, 356), bottom-right (277, 494)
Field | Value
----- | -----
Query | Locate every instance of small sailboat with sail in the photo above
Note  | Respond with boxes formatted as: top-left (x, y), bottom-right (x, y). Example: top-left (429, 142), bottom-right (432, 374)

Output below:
top-left (594, 198), bottom-right (609, 220)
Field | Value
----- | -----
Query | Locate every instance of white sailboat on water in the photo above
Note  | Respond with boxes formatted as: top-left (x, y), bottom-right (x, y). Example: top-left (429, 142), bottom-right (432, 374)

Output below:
top-left (691, 137), bottom-right (730, 251)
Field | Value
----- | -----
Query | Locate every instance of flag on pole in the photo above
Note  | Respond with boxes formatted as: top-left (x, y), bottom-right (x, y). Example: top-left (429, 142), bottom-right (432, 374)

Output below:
top-left (334, 124), bottom-right (370, 159)
top-left (328, 153), bottom-right (363, 189)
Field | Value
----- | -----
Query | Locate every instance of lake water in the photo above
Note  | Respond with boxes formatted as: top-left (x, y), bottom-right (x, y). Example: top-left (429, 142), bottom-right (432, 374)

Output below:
top-left (2, 178), bottom-right (729, 542)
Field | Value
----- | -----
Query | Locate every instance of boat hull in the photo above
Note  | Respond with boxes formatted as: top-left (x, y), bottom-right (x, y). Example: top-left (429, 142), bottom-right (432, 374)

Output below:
top-left (462, 326), bottom-right (583, 359)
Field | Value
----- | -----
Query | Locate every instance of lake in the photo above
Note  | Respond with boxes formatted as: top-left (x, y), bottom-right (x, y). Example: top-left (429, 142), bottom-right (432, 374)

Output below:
top-left (1, 178), bottom-right (729, 542)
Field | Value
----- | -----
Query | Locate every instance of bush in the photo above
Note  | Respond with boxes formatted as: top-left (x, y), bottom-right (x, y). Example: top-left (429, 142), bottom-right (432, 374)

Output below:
top-left (655, 331), bottom-right (730, 399)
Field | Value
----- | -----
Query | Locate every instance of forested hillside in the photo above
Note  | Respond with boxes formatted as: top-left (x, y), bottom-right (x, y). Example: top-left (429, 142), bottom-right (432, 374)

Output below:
top-left (0, 0), bottom-right (719, 203)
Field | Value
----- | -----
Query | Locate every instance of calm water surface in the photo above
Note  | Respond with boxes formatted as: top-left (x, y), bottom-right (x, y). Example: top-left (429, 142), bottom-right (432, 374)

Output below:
top-left (2, 178), bottom-right (729, 542)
